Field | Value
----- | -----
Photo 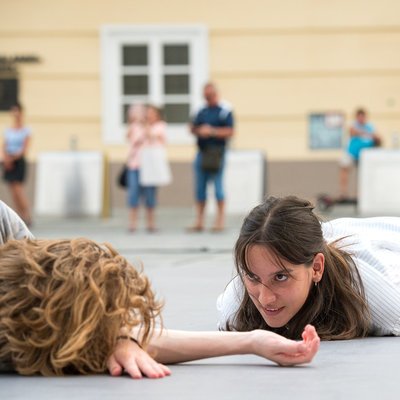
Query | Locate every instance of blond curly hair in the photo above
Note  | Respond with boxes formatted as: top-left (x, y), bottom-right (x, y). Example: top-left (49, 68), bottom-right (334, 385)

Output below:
top-left (0, 238), bottom-right (162, 376)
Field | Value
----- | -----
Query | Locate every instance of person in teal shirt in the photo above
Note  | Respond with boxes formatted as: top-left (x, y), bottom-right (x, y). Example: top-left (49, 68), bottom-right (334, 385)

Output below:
top-left (339, 108), bottom-right (381, 199)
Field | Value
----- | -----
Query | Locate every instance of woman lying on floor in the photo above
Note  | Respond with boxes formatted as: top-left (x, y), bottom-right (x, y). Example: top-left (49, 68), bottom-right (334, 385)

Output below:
top-left (218, 195), bottom-right (400, 340)
top-left (0, 200), bottom-right (319, 378)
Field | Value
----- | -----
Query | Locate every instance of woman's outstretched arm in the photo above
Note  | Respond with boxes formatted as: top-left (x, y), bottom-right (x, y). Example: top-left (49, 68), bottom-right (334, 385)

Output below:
top-left (107, 325), bottom-right (319, 379)
top-left (147, 325), bottom-right (319, 365)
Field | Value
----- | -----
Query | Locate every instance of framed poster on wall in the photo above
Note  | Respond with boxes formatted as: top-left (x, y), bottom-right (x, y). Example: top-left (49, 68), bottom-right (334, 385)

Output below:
top-left (309, 112), bottom-right (344, 149)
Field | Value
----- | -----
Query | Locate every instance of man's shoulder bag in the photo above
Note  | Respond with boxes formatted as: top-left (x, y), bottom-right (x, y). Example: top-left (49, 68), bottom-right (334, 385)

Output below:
top-left (201, 146), bottom-right (224, 174)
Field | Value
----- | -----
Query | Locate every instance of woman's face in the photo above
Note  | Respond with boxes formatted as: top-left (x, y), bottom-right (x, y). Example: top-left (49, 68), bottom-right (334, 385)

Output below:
top-left (244, 245), bottom-right (322, 328)
top-left (11, 106), bottom-right (22, 121)
top-left (128, 104), bottom-right (145, 123)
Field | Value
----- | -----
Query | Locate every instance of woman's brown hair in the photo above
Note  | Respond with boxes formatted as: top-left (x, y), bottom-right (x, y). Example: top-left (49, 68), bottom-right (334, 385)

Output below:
top-left (0, 238), bottom-right (162, 375)
top-left (229, 195), bottom-right (369, 340)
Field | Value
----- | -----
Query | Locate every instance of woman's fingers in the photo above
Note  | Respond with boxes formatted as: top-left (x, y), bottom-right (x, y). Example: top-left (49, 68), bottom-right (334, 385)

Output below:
top-left (301, 325), bottom-right (312, 343)
top-left (153, 362), bottom-right (171, 377)
top-left (309, 329), bottom-right (320, 355)
top-left (108, 338), bottom-right (171, 379)
top-left (108, 353), bottom-right (169, 379)
top-left (275, 346), bottom-right (316, 366)
top-left (304, 325), bottom-right (320, 355)
top-left (273, 326), bottom-right (320, 366)
top-left (275, 339), bottom-right (307, 355)
top-left (301, 325), bottom-right (319, 349)
top-left (137, 355), bottom-right (170, 379)
top-left (160, 363), bottom-right (172, 376)
top-left (123, 360), bottom-right (143, 379)
top-left (106, 354), bottom-right (123, 377)
top-left (305, 324), bottom-right (316, 338)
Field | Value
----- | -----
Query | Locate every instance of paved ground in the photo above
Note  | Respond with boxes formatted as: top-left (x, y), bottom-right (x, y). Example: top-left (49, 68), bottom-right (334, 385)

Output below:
top-left (1, 204), bottom-right (398, 399)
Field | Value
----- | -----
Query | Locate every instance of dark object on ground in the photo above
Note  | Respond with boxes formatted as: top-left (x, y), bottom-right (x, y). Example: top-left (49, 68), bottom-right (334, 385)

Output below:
top-left (118, 165), bottom-right (128, 188)
top-left (316, 194), bottom-right (357, 212)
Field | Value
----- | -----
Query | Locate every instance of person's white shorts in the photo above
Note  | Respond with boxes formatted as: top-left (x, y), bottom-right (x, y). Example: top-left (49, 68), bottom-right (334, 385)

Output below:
top-left (339, 152), bottom-right (357, 167)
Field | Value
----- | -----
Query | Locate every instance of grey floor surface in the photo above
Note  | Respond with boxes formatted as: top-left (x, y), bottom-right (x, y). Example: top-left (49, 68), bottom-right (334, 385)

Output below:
top-left (1, 204), bottom-right (398, 399)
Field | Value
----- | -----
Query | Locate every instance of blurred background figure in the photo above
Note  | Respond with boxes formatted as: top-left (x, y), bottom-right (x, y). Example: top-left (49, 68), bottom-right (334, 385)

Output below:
top-left (188, 83), bottom-right (234, 232)
top-left (126, 104), bottom-right (167, 232)
top-left (1, 103), bottom-right (32, 226)
top-left (339, 108), bottom-right (381, 200)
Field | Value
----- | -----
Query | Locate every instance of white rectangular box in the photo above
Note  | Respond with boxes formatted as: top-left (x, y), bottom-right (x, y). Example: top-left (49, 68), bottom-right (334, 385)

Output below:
top-left (206, 150), bottom-right (265, 215)
top-left (35, 151), bottom-right (104, 217)
top-left (359, 148), bottom-right (400, 215)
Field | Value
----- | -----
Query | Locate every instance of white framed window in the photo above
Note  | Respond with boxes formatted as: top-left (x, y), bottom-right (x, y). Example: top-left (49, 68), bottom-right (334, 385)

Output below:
top-left (100, 25), bottom-right (208, 145)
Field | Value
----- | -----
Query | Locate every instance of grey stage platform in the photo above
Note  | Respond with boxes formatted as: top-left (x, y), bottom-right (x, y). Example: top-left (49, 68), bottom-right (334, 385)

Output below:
top-left (1, 206), bottom-right (398, 399)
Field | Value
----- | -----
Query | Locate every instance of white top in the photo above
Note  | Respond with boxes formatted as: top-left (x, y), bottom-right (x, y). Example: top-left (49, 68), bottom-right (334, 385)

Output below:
top-left (127, 121), bottom-right (166, 170)
top-left (217, 217), bottom-right (400, 336)
top-left (4, 126), bottom-right (32, 155)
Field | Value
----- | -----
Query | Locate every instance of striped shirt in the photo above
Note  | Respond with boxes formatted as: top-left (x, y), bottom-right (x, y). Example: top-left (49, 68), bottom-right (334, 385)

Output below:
top-left (0, 200), bottom-right (33, 244)
top-left (217, 217), bottom-right (400, 336)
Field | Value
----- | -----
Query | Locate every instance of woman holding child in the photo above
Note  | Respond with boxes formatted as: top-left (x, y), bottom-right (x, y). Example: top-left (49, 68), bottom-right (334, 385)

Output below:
top-left (126, 104), bottom-right (167, 232)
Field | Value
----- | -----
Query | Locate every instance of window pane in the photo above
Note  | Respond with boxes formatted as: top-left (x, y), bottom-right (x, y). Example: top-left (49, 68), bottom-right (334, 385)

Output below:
top-left (164, 74), bottom-right (189, 95)
top-left (164, 103), bottom-right (190, 123)
top-left (0, 78), bottom-right (18, 111)
top-left (123, 75), bottom-right (148, 95)
top-left (122, 45), bottom-right (148, 66)
top-left (163, 45), bottom-right (189, 65)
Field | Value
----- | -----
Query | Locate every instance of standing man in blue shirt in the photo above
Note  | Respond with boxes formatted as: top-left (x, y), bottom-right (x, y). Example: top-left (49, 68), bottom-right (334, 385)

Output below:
top-left (339, 108), bottom-right (381, 199)
top-left (188, 83), bottom-right (234, 232)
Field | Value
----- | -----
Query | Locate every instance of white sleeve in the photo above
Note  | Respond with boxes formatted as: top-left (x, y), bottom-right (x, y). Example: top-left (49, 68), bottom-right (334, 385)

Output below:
top-left (216, 275), bottom-right (244, 330)
top-left (357, 258), bottom-right (400, 336)
top-left (0, 200), bottom-right (34, 244)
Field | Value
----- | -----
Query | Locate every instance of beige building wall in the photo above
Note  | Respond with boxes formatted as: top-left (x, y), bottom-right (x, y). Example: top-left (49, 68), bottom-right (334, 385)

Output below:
top-left (1, 0), bottom-right (400, 205)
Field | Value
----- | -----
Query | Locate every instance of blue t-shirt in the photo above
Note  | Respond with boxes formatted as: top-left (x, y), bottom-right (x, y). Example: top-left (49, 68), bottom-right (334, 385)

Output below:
top-left (4, 126), bottom-right (32, 155)
top-left (347, 121), bottom-right (375, 160)
top-left (192, 102), bottom-right (234, 149)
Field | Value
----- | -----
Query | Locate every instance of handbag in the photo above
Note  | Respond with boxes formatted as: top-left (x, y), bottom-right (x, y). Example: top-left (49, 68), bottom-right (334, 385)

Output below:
top-left (118, 165), bottom-right (128, 188)
top-left (201, 146), bottom-right (224, 173)
top-left (139, 146), bottom-right (172, 187)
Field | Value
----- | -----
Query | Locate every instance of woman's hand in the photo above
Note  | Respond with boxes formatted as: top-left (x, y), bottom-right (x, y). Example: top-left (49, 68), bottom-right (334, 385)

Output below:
top-left (3, 155), bottom-right (14, 171)
top-left (107, 338), bottom-right (171, 379)
top-left (250, 324), bottom-right (320, 366)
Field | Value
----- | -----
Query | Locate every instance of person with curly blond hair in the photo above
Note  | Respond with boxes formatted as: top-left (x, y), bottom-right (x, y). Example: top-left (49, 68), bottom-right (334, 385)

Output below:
top-left (0, 237), bottom-right (164, 376)
top-left (0, 200), bottom-right (320, 378)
